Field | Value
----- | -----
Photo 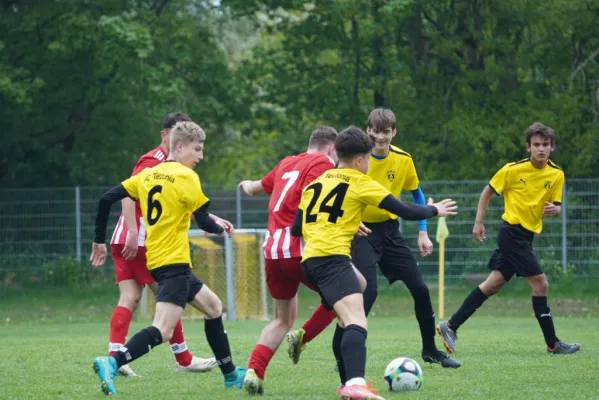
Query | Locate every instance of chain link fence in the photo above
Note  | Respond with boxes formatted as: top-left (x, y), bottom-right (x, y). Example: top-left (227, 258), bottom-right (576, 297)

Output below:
top-left (1, 180), bottom-right (598, 284)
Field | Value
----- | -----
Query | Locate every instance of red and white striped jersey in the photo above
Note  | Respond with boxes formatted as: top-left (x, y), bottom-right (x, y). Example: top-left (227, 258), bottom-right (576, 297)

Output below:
top-left (110, 146), bottom-right (167, 247)
top-left (261, 152), bottom-right (335, 259)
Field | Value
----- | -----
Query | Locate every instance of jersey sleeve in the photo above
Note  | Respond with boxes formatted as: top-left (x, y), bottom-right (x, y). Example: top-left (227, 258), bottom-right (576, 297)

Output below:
top-left (260, 163), bottom-right (279, 195)
top-left (187, 173), bottom-right (210, 211)
top-left (121, 174), bottom-right (142, 200)
top-left (303, 158), bottom-right (335, 188)
top-left (489, 164), bottom-right (510, 195)
top-left (550, 171), bottom-right (565, 204)
top-left (358, 175), bottom-right (392, 206)
top-left (403, 157), bottom-right (420, 191)
top-left (132, 156), bottom-right (161, 176)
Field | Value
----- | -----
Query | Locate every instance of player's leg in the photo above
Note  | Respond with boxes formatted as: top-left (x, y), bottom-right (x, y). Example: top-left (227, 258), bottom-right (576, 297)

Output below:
top-left (305, 256), bottom-right (382, 399)
top-left (92, 266), bottom-right (188, 395)
top-left (187, 276), bottom-right (246, 388)
top-left (378, 226), bottom-right (460, 368)
top-left (109, 245), bottom-right (143, 377)
top-left (145, 280), bottom-right (217, 372)
top-left (526, 272), bottom-right (580, 354)
top-left (245, 297), bottom-right (298, 395)
top-left (288, 229), bottom-right (381, 366)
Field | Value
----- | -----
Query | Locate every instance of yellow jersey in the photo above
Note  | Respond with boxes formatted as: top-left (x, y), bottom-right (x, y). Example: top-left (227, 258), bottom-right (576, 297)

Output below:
top-left (489, 159), bottom-right (564, 234)
top-left (121, 161), bottom-right (209, 270)
top-left (361, 145), bottom-right (420, 223)
top-left (298, 168), bottom-right (391, 261)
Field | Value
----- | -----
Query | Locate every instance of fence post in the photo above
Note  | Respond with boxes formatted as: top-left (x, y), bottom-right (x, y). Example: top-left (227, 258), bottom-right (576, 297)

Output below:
top-left (561, 180), bottom-right (567, 272)
top-left (225, 235), bottom-right (237, 321)
top-left (236, 185), bottom-right (242, 229)
top-left (75, 186), bottom-right (82, 261)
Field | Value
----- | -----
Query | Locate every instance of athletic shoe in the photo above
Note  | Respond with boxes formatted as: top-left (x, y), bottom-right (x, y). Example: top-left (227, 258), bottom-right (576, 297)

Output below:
top-left (224, 366), bottom-right (247, 389)
top-left (92, 356), bottom-right (118, 396)
top-left (176, 356), bottom-right (218, 373)
top-left (436, 320), bottom-right (457, 354)
top-left (422, 348), bottom-right (461, 368)
top-left (337, 381), bottom-right (385, 400)
top-left (243, 368), bottom-right (264, 395)
top-left (286, 328), bottom-right (306, 365)
top-left (117, 364), bottom-right (140, 377)
top-left (547, 341), bottom-right (581, 354)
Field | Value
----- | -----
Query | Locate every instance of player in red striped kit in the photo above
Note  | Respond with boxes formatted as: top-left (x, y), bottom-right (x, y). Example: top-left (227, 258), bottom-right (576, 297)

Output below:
top-left (238, 127), bottom-right (346, 395)
top-left (103, 113), bottom-right (223, 376)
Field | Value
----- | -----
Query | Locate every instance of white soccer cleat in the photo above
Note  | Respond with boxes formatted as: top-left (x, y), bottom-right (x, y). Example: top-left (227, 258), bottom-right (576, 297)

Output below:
top-left (117, 364), bottom-right (140, 377)
top-left (176, 356), bottom-right (218, 373)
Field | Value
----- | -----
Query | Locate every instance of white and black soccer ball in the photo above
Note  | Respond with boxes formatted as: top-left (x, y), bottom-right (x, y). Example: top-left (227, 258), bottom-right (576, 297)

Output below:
top-left (383, 357), bottom-right (423, 392)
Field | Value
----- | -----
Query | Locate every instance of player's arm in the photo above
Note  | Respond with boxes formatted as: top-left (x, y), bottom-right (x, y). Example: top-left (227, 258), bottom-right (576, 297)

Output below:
top-left (91, 184), bottom-right (133, 266)
top-left (290, 208), bottom-right (304, 237)
top-left (379, 195), bottom-right (438, 220)
top-left (238, 180), bottom-right (266, 196)
top-left (473, 165), bottom-right (508, 243)
top-left (411, 186), bottom-right (428, 232)
top-left (192, 202), bottom-right (225, 235)
top-left (543, 172), bottom-right (564, 217)
top-left (120, 197), bottom-right (139, 260)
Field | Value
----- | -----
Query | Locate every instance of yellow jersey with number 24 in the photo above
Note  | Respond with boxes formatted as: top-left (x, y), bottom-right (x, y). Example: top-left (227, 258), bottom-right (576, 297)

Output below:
top-left (299, 168), bottom-right (391, 261)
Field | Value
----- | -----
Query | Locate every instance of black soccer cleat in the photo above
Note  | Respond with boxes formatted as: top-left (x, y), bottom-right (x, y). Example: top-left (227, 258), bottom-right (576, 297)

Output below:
top-left (436, 320), bottom-right (457, 354)
top-left (547, 340), bottom-right (581, 355)
top-left (422, 348), bottom-right (461, 368)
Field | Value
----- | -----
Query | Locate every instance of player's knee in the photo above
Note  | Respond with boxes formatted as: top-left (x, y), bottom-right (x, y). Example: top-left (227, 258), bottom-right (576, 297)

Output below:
top-left (531, 275), bottom-right (549, 296)
top-left (203, 295), bottom-right (223, 319)
top-left (118, 291), bottom-right (142, 310)
top-left (157, 326), bottom-right (173, 342)
top-left (406, 279), bottom-right (430, 300)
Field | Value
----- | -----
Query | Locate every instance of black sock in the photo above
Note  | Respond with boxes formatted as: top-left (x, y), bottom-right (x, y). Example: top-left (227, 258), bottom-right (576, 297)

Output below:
top-left (112, 326), bottom-right (162, 368)
top-left (448, 287), bottom-right (489, 332)
top-left (341, 324), bottom-right (367, 383)
top-left (204, 315), bottom-right (235, 374)
top-left (532, 296), bottom-right (558, 347)
top-left (412, 287), bottom-right (436, 351)
top-left (332, 324), bottom-right (346, 384)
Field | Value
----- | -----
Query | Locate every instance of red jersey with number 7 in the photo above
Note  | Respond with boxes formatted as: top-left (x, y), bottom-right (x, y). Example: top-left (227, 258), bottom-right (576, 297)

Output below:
top-left (261, 153), bottom-right (336, 259)
top-left (110, 146), bottom-right (167, 247)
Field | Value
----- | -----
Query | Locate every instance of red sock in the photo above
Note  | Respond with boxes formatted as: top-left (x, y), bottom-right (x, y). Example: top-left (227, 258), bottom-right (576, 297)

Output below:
top-left (170, 319), bottom-right (193, 366)
top-left (302, 303), bottom-right (336, 344)
top-left (248, 344), bottom-right (275, 380)
top-left (108, 306), bottom-right (133, 356)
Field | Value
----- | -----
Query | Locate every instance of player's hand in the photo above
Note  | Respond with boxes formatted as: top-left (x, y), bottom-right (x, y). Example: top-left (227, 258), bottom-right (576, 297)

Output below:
top-left (90, 242), bottom-right (107, 267)
top-left (543, 201), bottom-right (561, 217)
top-left (429, 197), bottom-right (458, 217)
top-left (122, 230), bottom-right (139, 260)
top-left (238, 180), bottom-right (254, 196)
top-left (418, 231), bottom-right (434, 257)
top-left (472, 221), bottom-right (486, 243)
top-left (355, 222), bottom-right (371, 237)
top-left (216, 217), bottom-right (234, 237)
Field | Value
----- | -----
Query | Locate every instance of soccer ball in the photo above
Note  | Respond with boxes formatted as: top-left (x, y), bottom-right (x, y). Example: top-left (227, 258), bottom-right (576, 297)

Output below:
top-left (383, 357), bottom-right (423, 392)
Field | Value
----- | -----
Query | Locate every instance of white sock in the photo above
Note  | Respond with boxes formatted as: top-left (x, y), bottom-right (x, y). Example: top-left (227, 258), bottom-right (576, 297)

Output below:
top-left (345, 377), bottom-right (366, 387)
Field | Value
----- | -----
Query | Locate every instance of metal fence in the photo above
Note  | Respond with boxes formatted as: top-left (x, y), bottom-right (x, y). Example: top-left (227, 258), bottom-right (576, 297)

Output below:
top-left (1, 179), bottom-right (598, 280)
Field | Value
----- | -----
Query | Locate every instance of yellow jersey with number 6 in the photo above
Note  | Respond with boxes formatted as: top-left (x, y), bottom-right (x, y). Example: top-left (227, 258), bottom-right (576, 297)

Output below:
top-left (121, 161), bottom-right (209, 270)
top-left (298, 168), bottom-right (391, 261)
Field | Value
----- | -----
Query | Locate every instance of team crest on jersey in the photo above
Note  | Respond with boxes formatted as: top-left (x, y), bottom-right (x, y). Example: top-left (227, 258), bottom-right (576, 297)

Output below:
top-left (387, 170), bottom-right (395, 182)
top-left (544, 180), bottom-right (551, 190)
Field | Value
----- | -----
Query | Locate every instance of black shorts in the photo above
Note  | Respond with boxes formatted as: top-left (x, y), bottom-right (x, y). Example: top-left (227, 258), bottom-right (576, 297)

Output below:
top-left (350, 219), bottom-right (421, 284)
top-left (487, 222), bottom-right (543, 281)
top-left (150, 264), bottom-right (204, 308)
top-left (302, 255), bottom-right (362, 310)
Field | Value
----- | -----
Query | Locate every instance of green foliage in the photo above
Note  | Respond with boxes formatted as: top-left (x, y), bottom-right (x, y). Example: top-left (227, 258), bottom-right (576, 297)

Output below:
top-left (41, 256), bottom-right (92, 287)
top-left (2, 0), bottom-right (599, 187)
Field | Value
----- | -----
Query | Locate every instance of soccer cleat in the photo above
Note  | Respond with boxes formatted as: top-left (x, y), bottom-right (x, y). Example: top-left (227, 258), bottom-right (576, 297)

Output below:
top-left (176, 356), bottom-right (218, 373)
top-left (337, 381), bottom-right (385, 400)
top-left (117, 364), bottom-right (140, 377)
top-left (224, 366), bottom-right (247, 389)
top-left (243, 368), bottom-right (264, 396)
top-left (436, 320), bottom-right (457, 354)
top-left (286, 328), bottom-right (306, 365)
top-left (547, 341), bottom-right (581, 355)
top-left (92, 356), bottom-right (118, 396)
top-left (422, 348), bottom-right (461, 368)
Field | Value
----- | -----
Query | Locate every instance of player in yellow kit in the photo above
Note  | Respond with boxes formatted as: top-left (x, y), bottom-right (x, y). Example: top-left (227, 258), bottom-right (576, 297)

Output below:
top-left (89, 121), bottom-right (246, 396)
top-left (437, 122), bottom-right (581, 357)
top-left (291, 126), bottom-right (457, 399)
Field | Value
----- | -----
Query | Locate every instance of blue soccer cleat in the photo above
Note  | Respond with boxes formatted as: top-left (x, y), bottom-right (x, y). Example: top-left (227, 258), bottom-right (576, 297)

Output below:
top-left (224, 366), bottom-right (247, 389)
top-left (92, 356), bottom-right (118, 396)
